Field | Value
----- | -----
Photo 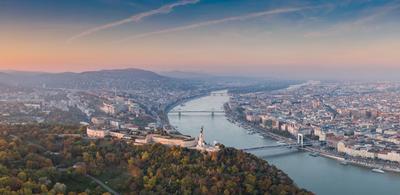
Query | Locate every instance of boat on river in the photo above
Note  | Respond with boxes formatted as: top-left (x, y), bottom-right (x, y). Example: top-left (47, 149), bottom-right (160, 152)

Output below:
top-left (309, 152), bottom-right (320, 157)
top-left (276, 141), bottom-right (286, 145)
top-left (247, 131), bottom-right (256, 135)
top-left (340, 161), bottom-right (348, 165)
top-left (372, 168), bottom-right (385, 174)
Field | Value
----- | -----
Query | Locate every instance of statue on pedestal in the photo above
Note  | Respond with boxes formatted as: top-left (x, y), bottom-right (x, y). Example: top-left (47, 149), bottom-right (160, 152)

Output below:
top-left (197, 126), bottom-right (205, 148)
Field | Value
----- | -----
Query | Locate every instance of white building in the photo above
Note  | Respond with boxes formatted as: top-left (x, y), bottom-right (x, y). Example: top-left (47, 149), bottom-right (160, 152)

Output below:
top-left (87, 127), bottom-right (108, 138)
top-left (100, 102), bottom-right (127, 115)
top-left (135, 134), bottom-right (197, 147)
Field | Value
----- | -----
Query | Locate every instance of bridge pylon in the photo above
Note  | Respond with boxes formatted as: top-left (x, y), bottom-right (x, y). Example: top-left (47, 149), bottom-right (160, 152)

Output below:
top-left (297, 133), bottom-right (304, 147)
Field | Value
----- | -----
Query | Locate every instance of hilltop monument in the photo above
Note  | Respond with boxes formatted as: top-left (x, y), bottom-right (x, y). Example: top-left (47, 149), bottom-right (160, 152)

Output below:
top-left (197, 126), bottom-right (206, 148)
top-left (196, 126), bottom-right (219, 152)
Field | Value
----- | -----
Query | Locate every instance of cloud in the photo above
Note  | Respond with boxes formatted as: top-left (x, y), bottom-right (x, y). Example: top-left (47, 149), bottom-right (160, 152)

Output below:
top-left (67, 0), bottom-right (200, 42)
top-left (115, 6), bottom-right (320, 42)
top-left (304, 2), bottom-right (400, 38)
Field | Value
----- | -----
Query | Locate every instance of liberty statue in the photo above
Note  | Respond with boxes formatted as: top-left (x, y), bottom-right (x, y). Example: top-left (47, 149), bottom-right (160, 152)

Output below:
top-left (197, 126), bottom-right (205, 148)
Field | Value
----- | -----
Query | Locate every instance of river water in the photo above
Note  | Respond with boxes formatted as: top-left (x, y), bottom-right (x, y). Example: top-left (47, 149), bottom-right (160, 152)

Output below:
top-left (168, 92), bottom-right (400, 195)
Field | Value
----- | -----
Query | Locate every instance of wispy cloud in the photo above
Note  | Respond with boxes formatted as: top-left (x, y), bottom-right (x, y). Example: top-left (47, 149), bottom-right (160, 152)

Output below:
top-left (67, 0), bottom-right (199, 42)
top-left (115, 6), bottom-right (320, 42)
top-left (304, 2), bottom-right (400, 38)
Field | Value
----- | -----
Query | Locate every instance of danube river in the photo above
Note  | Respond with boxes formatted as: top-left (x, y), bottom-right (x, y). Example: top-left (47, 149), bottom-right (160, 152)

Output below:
top-left (168, 92), bottom-right (400, 195)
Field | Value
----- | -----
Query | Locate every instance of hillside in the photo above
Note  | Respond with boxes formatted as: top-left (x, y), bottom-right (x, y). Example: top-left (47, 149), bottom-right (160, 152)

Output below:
top-left (0, 124), bottom-right (312, 194)
top-left (159, 71), bottom-right (214, 79)
top-left (0, 68), bottom-right (197, 90)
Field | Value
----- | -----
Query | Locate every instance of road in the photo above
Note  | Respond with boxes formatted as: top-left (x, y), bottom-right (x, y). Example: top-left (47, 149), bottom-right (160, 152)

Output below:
top-left (86, 174), bottom-right (120, 195)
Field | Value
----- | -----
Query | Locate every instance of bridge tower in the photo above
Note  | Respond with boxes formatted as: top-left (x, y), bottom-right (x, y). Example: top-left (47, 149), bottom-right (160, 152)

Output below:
top-left (297, 133), bottom-right (304, 147)
top-left (178, 111), bottom-right (181, 117)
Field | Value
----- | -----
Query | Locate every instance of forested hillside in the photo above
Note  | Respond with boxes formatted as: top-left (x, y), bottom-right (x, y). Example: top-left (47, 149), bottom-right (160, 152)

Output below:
top-left (0, 124), bottom-right (312, 194)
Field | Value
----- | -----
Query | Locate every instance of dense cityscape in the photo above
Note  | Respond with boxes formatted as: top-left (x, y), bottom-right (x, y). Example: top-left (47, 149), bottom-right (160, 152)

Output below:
top-left (228, 81), bottom-right (400, 172)
top-left (2, 0), bottom-right (400, 194)
top-left (0, 69), bottom-right (311, 194)
top-left (1, 69), bottom-right (400, 193)
top-left (4, 77), bottom-right (400, 170)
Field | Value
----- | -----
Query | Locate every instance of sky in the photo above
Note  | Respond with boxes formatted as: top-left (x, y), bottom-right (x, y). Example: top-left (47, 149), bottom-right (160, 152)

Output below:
top-left (0, 0), bottom-right (399, 79)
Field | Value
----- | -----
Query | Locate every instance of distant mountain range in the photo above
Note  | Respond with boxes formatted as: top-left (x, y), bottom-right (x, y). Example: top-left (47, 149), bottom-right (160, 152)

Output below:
top-left (159, 70), bottom-right (277, 88)
top-left (0, 68), bottom-right (297, 92)
top-left (0, 68), bottom-right (197, 90)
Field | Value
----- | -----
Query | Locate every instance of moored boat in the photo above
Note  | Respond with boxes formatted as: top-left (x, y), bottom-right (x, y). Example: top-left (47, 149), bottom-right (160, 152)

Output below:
top-left (372, 168), bottom-right (385, 173)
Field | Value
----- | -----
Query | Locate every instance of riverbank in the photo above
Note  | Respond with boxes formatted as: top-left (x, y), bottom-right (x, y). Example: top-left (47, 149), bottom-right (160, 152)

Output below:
top-left (161, 91), bottom-right (215, 126)
top-left (224, 103), bottom-right (295, 143)
top-left (303, 146), bottom-right (400, 173)
top-left (224, 103), bottom-right (400, 174)
top-left (168, 91), bottom-right (400, 194)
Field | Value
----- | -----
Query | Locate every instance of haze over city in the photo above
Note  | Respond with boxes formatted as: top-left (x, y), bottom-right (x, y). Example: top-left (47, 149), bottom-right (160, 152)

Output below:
top-left (1, 0), bottom-right (399, 79)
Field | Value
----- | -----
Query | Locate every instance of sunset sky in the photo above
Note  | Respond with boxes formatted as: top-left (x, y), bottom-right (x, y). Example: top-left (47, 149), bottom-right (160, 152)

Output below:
top-left (1, 0), bottom-right (399, 78)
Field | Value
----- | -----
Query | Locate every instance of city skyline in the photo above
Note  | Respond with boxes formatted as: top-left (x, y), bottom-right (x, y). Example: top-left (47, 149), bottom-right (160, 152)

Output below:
top-left (2, 1), bottom-right (400, 194)
top-left (1, 0), bottom-right (400, 79)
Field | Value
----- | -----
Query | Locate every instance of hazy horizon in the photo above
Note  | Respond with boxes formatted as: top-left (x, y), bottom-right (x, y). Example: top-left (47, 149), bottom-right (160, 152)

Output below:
top-left (1, 0), bottom-right (399, 80)
top-left (1, 66), bottom-right (400, 81)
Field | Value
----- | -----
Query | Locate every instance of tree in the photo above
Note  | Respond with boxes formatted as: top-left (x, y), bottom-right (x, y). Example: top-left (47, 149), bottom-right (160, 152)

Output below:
top-left (17, 171), bottom-right (27, 182)
top-left (51, 182), bottom-right (66, 194)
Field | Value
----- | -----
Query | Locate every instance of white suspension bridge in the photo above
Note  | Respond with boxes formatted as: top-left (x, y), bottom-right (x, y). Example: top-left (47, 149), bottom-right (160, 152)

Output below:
top-left (241, 134), bottom-right (319, 152)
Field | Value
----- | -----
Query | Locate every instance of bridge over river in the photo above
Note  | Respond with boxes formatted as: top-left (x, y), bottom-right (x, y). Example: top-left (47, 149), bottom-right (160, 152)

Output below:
top-left (241, 134), bottom-right (318, 152)
top-left (242, 143), bottom-right (313, 152)
top-left (168, 91), bottom-right (400, 195)
top-left (169, 109), bottom-right (225, 116)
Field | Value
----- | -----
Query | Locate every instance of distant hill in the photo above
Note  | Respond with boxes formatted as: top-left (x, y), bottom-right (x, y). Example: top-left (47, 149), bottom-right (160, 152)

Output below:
top-left (159, 71), bottom-right (215, 79)
top-left (1, 70), bottom-right (47, 76)
top-left (0, 69), bottom-right (295, 92)
top-left (159, 71), bottom-right (270, 87)
top-left (0, 68), bottom-right (197, 90)
top-left (0, 72), bottom-right (12, 80)
top-left (79, 68), bottom-right (164, 80)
